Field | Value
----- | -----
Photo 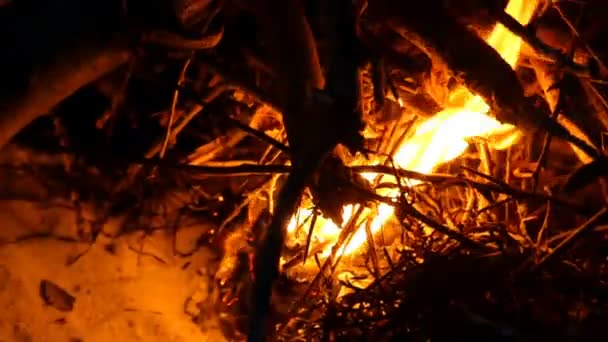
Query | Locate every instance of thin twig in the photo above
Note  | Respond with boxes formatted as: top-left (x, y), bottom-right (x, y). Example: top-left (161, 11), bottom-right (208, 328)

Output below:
top-left (145, 84), bottom-right (227, 159)
top-left (140, 26), bottom-right (224, 50)
top-left (225, 116), bottom-right (290, 155)
top-left (350, 165), bottom-right (591, 214)
top-left (138, 159), bottom-right (290, 176)
top-left (171, 82), bottom-right (290, 154)
top-left (303, 207), bottom-right (319, 264)
top-left (197, 58), bottom-right (283, 113)
top-left (552, 3), bottom-right (608, 74)
top-left (530, 207), bottom-right (608, 273)
top-left (342, 180), bottom-right (489, 250)
top-left (160, 57), bottom-right (193, 158)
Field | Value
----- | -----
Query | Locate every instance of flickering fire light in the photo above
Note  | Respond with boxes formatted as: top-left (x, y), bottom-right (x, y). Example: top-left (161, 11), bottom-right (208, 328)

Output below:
top-left (283, 0), bottom-right (539, 283)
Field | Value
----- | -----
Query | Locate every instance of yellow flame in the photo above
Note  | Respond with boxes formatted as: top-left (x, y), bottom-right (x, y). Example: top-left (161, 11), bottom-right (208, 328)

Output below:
top-left (285, 0), bottom-right (538, 270)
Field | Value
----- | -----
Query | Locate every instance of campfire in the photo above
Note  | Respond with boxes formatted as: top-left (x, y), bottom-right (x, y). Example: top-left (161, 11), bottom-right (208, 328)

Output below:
top-left (281, 0), bottom-right (535, 288)
top-left (2, 0), bottom-right (608, 341)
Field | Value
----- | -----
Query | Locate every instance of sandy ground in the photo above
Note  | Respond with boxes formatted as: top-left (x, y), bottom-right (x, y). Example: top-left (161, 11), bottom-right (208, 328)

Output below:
top-left (0, 199), bottom-right (227, 342)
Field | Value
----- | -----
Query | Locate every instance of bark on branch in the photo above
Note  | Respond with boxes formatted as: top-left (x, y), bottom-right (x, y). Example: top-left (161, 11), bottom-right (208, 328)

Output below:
top-left (367, 1), bottom-right (599, 160)
top-left (248, 1), bottom-right (329, 340)
top-left (0, 36), bottom-right (131, 150)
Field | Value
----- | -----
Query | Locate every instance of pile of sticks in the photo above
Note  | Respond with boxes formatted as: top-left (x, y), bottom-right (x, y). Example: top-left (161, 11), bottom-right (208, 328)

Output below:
top-left (3, 0), bottom-right (608, 340)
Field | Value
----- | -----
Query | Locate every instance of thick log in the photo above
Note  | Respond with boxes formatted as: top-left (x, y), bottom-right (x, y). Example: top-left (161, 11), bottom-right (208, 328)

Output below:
top-left (0, 36), bottom-right (131, 150)
top-left (367, 1), bottom-right (599, 160)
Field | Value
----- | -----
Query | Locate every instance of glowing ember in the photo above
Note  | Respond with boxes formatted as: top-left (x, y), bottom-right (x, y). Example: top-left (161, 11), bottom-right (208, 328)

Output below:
top-left (284, 0), bottom-right (539, 277)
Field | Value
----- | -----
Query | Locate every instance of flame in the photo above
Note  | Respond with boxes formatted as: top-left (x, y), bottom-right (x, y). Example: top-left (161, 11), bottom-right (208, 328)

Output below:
top-left (284, 0), bottom-right (538, 275)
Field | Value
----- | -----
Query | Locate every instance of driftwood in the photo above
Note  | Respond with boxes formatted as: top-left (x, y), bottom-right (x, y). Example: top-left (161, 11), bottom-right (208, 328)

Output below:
top-left (0, 36), bottom-right (131, 150)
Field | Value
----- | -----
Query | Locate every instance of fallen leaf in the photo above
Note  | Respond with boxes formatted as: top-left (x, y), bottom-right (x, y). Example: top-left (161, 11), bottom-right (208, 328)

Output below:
top-left (53, 318), bottom-right (67, 325)
top-left (39, 279), bottom-right (76, 312)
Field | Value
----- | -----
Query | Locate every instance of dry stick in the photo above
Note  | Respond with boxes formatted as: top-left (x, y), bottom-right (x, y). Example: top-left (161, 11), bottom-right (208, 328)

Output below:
top-left (493, 10), bottom-right (591, 77)
top-left (338, 178), bottom-right (487, 250)
top-left (554, 5), bottom-right (608, 211)
top-left (140, 155), bottom-right (591, 216)
top-left (546, 223), bottom-right (608, 246)
top-left (133, 53), bottom-right (289, 156)
top-left (350, 165), bottom-right (590, 213)
top-left (113, 85), bottom-right (226, 194)
top-left (530, 48), bottom-right (596, 165)
top-left (264, 151), bottom-right (285, 215)
top-left (117, 22), bottom-right (224, 163)
top-left (174, 82), bottom-right (290, 154)
top-left (200, 150), bottom-right (285, 234)
top-left (259, 131), bottom-right (285, 165)
top-left (139, 26), bottom-right (224, 50)
top-left (186, 129), bottom-right (248, 165)
top-left (552, 4), bottom-right (608, 74)
top-left (537, 200), bottom-right (552, 249)
top-left (530, 15), bottom-right (608, 206)
top-left (528, 20), bottom-right (608, 128)
top-left (581, 80), bottom-right (608, 131)
top-left (303, 207), bottom-right (319, 263)
top-left (160, 57), bottom-right (192, 158)
top-left (364, 221), bottom-right (381, 279)
top-left (133, 156), bottom-right (595, 215)
top-left (96, 57), bottom-right (136, 130)
top-left (521, 16), bottom-right (594, 70)
top-left (142, 26), bottom-right (281, 160)
top-left (530, 61), bottom-right (590, 193)
top-left (504, 145), bottom-right (513, 226)
top-left (196, 58), bottom-right (283, 113)
top-left (529, 207), bottom-right (608, 273)
top-left (138, 160), bottom-right (289, 176)
top-left (187, 106), bottom-right (281, 166)
top-left (227, 116), bottom-right (290, 154)
top-left (530, 59), bottom-right (564, 191)
top-left (288, 205), bottom-right (367, 319)
top-left (0, 36), bottom-right (131, 150)
top-left (350, 165), bottom-right (454, 183)
top-left (152, 81), bottom-right (290, 156)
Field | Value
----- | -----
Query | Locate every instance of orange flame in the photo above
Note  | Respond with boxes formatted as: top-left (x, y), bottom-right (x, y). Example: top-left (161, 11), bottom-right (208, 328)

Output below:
top-left (284, 0), bottom-right (538, 278)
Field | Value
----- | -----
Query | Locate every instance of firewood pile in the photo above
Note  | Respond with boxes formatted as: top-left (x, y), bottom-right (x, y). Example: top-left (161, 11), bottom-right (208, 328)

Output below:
top-left (2, 0), bottom-right (608, 340)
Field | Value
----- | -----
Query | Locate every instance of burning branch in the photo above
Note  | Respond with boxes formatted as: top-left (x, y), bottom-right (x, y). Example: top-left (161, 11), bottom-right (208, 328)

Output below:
top-left (492, 9), bottom-right (593, 77)
top-left (366, 0), bottom-right (600, 159)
